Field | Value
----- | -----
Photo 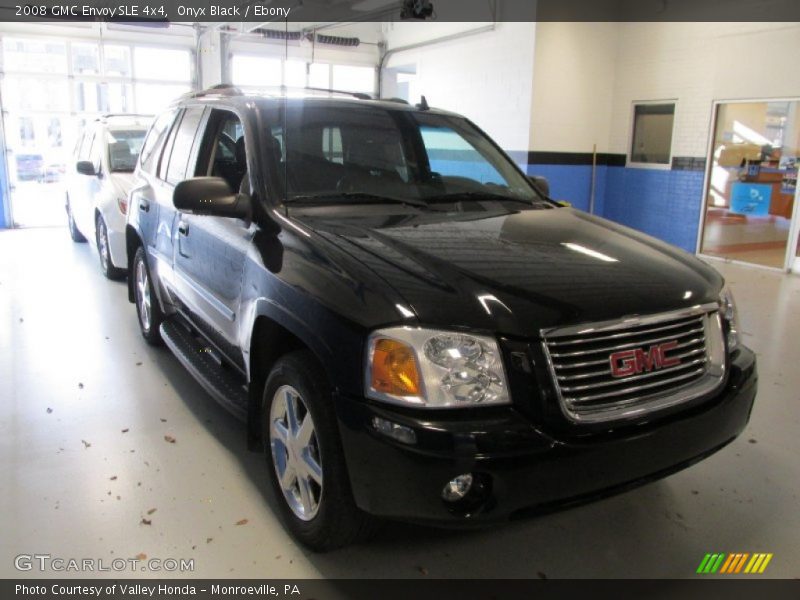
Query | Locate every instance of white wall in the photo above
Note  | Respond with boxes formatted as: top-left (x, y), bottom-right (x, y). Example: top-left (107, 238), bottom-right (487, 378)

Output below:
top-left (383, 22), bottom-right (536, 152)
top-left (609, 22), bottom-right (800, 158)
top-left (530, 22), bottom-right (617, 153)
top-left (530, 22), bottom-right (800, 158)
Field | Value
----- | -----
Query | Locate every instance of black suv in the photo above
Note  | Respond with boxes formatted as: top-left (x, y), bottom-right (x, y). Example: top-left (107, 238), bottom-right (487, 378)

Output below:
top-left (126, 86), bottom-right (757, 551)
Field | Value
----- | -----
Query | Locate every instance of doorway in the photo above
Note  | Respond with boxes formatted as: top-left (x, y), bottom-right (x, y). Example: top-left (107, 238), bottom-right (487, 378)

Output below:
top-left (699, 100), bottom-right (800, 270)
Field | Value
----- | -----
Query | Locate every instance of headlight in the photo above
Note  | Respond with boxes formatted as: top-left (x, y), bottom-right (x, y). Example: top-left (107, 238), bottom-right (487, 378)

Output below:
top-left (365, 327), bottom-right (510, 408)
top-left (719, 285), bottom-right (740, 350)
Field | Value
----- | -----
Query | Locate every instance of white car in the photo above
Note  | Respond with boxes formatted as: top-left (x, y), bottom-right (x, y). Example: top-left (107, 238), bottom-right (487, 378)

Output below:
top-left (66, 115), bottom-right (150, 279)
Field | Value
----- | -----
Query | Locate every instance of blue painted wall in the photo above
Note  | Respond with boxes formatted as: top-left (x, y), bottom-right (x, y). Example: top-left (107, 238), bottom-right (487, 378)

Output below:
top-left (526, 162), bottom-right (704, 254)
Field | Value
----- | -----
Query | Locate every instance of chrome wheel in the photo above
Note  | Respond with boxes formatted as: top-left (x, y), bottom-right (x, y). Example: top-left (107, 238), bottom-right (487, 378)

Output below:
top-left (269, 384), bottom-right (323, 521)
top-left (135, 258), bottom-right (152, 332)
top-left (97, 217), bottom-right (109, 271)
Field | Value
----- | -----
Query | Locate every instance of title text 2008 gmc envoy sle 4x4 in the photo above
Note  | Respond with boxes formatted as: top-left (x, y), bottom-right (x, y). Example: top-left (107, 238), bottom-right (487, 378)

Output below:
top-left (126, 86), bottom-right (757, 551)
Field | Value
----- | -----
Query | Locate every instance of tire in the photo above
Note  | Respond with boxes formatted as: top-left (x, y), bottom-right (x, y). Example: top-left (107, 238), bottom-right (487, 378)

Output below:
top-left (133, 246), bottom-right (164, 345)
top-left (66, 196), bottom-right (87, 243)
top-left (96, 214), bottom-right (126, 280)
top-left (262, 351), bottom-right (376, 551)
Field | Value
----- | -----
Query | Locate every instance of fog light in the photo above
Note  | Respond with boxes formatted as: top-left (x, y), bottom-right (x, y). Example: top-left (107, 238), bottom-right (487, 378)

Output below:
top-left (442, 474), bottom-right (473, 502)
top-left (371, 416), bottom-right (417, 444)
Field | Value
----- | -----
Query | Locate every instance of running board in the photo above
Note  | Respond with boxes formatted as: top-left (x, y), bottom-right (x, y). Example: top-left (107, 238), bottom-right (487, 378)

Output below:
top-left (160, 319), bottom-right (248, 422)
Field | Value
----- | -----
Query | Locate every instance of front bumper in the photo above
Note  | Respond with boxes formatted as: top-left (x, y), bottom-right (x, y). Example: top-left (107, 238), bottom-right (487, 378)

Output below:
top-left (335, 346), bottom-right (757, 525)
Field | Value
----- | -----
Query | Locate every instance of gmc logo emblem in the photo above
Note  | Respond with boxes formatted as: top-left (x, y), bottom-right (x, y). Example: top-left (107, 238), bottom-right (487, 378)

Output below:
top-left (609, 340), bottom-right (681, 378)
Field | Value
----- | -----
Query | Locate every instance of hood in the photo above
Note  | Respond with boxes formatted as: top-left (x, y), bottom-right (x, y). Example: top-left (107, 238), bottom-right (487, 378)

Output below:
top-left (294, 206), bottom-right (723, 337)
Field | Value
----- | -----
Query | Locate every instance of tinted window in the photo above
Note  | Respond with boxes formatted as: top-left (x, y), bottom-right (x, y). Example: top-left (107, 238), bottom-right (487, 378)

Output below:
top-left (164, 107), bottom-right (205, 185)
top-left (139, 109), bottom-right (177, 175)
top-left (281, 105), bottom-right (539, 203)
top-left (420, 125), bottom-right (503, 184)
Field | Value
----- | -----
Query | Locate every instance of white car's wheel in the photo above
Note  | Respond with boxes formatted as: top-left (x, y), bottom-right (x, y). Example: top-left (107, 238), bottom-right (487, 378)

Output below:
top-left (96, 214), bottom-right (125, 280)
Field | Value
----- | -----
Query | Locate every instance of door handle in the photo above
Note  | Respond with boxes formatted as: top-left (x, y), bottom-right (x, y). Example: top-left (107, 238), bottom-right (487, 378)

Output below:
top-left (178, 221), bottom-right (189, 236)
top-left (139, 199), bottom-right (150, 212)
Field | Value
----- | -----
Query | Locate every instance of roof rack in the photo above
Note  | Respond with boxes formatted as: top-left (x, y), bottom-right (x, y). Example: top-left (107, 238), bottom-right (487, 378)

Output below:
top-left (380, 97), bottom-right (410, 105)
top-left (303, 86), bottom-right (373, 100)
top-left (96, 113), bottom-right (153, 121)
top-left (174, 84), bottom-right (376, 104)
top-left (181, 83), bottom-right (243, 100)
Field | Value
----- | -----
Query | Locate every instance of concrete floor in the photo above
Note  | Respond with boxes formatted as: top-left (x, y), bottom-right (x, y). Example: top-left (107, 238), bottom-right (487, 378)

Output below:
top-left (1, 227), bottom-right (799, 579)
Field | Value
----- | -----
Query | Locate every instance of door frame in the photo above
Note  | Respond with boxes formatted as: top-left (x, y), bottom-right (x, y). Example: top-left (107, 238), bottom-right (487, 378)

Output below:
top-left (696, 96), bottom-right (800, 273)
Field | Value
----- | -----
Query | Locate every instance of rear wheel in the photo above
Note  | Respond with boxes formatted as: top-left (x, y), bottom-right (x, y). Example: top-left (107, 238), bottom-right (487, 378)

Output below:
top-left (96, 214), bottom-right (126, 280)
top-left (66, 196), bottom-right (86, 243)
top-left (133, 246), bottom-right (164, 345)
top-left (262, 351), bottom-right (376, 551)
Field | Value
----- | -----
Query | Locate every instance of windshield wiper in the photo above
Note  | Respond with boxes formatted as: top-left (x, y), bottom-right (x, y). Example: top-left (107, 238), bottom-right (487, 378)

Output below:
top-left (286, 192), bottom-right (428, 209)
top-left (422, 191), bottom-right (548, 207)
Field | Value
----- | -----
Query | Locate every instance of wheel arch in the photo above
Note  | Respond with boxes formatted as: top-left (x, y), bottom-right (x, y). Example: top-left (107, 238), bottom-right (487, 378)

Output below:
top-left (125, 225), bottom-right (143, 302)
top-left (246, 302), bottom-right (336, 450)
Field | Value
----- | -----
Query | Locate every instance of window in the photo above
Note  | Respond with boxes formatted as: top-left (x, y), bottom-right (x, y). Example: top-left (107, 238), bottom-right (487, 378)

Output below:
top-left (107, 128), bottom-right (146, 172)
top-left (164, 107), bottom-right (205, 184)
top-left (197, 110), bottom-right (246, 192)
top-left (630, 103), bottom-right (675, 165)
top-left (322, 127), bottom-right (343, 164)
top-left (103, 45), bottom-right (132, 77)
top-left (308, 63), bottom-right (330, 89)
top-left (2, 38), bottom-right (67, 74)
top-left (133, 47), bottom-right (191, 82)
top-left (88, 132), bottom-right (102, 173)
top-left (232, 55), bottom-right (282, 88)
top-left (280, 106), bottom-right (537, 202)
top-left (420, 125), bottom-right (503, 184)
top-left (134, 83), bottom-right (190, 115)
top-left (284, 60), bottom-right (307, 88)
top-left (139, 110), bottom-right (177, 174)
top-left (71, 43), bottom-right (100, 75)
top-left (331, 65), bottom-right (374, 94)
top-left (79, 129), bottom-right (94, 160)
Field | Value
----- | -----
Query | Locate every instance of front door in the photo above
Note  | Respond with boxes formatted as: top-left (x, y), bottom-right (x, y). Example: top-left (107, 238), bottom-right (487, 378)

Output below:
top-left (171, 108), bottom-right (254, 371)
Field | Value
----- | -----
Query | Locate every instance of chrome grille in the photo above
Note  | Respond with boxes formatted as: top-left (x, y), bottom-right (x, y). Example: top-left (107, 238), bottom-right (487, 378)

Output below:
top-left (541, 304), bottom-right (726, 423)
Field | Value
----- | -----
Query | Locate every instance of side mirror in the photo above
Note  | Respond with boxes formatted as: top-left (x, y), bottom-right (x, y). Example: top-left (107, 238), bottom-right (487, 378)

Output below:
top-left (173, 177), bottom-right (251, 220)
top-left (76, 160), bottom-right (97, 176)
top-left (528, 175), bottom-right (550, 197)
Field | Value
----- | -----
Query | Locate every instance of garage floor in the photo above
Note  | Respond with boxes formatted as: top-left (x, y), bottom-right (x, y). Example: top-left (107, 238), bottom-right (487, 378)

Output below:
top-left (1, 227), bottom-right (798, 579)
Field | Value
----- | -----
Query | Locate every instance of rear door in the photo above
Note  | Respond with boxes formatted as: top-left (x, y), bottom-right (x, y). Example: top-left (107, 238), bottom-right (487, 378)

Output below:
top-left (171, 108), bottom-right (254, 371)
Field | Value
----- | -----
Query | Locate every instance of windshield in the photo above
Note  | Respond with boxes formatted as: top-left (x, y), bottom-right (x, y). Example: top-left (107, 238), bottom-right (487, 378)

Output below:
top-left (107, 128), bottom-right (146, 172)
top-left (276, 104), bottom-right (544, 205)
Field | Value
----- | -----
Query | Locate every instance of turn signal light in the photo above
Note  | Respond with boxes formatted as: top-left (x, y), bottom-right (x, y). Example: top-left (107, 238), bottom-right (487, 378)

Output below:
top-left (117, 196), bottom-right (128, 215)
top-left (370, 338), bottom-right (421, 396)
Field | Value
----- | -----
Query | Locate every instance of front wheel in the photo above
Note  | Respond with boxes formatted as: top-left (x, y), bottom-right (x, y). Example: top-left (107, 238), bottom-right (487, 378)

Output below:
top-left (262, 351), bottom-right (376, 551)
top-left (133, 246), bottom-right (164, 345)
top-left (96, 214), bottom-right (126, 280)
top-left (66, 196), bottom-right (87, 243)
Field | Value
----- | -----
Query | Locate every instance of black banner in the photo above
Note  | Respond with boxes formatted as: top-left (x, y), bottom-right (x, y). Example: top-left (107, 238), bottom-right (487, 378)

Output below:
top-left (0, 0), bottom-right (799, 23)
